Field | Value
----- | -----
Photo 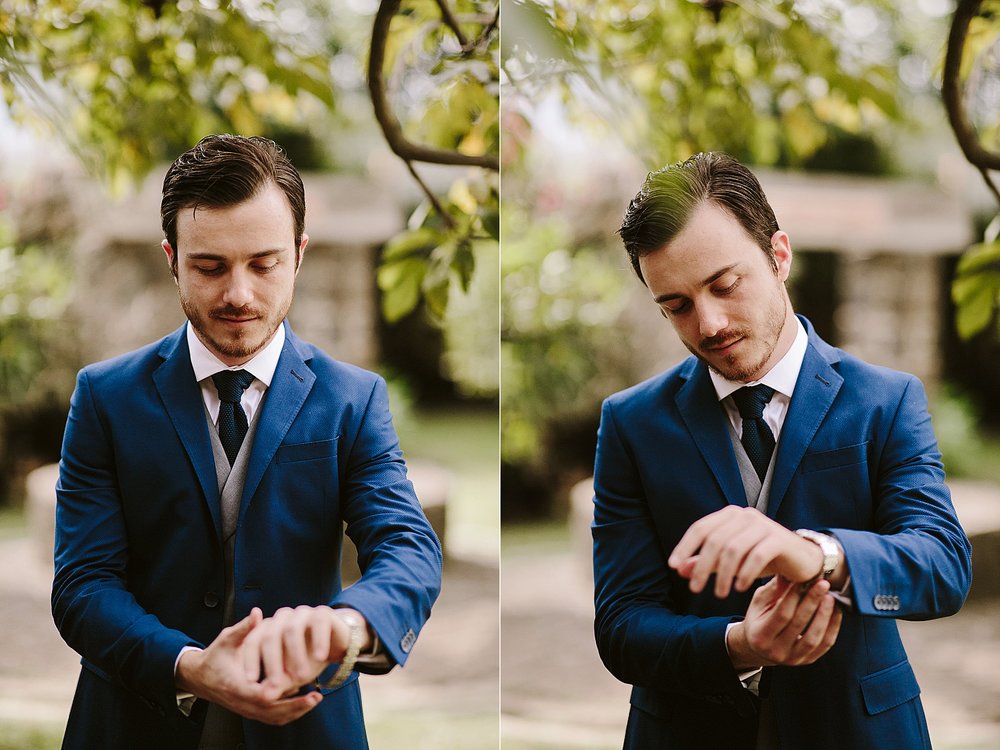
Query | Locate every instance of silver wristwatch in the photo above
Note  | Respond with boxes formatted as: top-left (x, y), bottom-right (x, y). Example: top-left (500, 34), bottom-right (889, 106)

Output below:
top-left (795, 529), bottom-right (840, 582)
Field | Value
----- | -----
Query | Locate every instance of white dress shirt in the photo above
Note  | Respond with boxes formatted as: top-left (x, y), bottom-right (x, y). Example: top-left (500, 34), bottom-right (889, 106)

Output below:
top-left (186, 321), bottom-right (285, 425)
top-left (709, 318), bottom-right (808, 440)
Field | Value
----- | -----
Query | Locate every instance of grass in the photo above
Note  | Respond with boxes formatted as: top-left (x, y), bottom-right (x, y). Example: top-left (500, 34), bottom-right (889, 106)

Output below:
top-left (500, 520), bottom-right (571, 557)
top-left (0, 723), bottom-right (61, 750)
top-left (368, 710), bottom-right (498, 750)
top-left (0, 713), bottom-right (500, 750)
top-left (397, 403), bottom-right (499, 560)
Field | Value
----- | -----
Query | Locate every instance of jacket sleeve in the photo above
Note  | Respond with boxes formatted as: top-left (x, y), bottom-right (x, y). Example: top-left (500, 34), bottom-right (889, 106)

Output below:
top-left (593, 398), bottom-right (744, 700)
top-left (827, 376), bottom-right (972, 620)
top-left (330, 375), bottom-right (443, 670)
top-left (52, 369), bottom-right (198, 713)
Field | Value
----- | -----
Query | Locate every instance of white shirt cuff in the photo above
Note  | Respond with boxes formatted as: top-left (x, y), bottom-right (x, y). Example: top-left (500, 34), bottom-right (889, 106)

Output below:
top-left (174, 645), bottom-right (203, 713)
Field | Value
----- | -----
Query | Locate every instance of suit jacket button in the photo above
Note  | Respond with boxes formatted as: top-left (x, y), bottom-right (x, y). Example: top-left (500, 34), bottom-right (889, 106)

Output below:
top-left (203, 592), bottom-right (220, 608)
top-left (400, 628), bottom-right (416, 653)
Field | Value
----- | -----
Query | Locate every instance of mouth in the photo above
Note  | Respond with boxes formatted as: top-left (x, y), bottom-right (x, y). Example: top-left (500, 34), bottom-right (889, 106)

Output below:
top-left (704, 336), bottom-right (743, 355)
top-left (214, 315), bottom-right (259, 326)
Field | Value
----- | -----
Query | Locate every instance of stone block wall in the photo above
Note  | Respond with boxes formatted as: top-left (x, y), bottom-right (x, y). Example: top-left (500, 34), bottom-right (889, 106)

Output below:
top-left (836, 254), bottom-right (944, 387)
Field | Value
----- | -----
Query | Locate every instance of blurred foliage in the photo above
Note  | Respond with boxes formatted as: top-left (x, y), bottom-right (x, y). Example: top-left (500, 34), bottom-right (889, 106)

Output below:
top-left (0, 0), bottom-right (337, 188)
top-left (932, 383), bottom-right (1000, 483)
top-left (946, 3), bottom-right (1000, 341)
top-left (502, 0), bottom-right (913, 169)
top-left (374, 0), bottom-right (499, 337)
top-left (442, 235), bottom-right (499, 397)
top-left (500, 0), bottom-right (948, 516)
top-left (0, 220), bottom-right (75, 414)
top-left (501, 207), bottom-right (630, 468)
top-left (953, 233), bottom-right (1000, 340)
top-left (1, 0), bottom-right (499, 399)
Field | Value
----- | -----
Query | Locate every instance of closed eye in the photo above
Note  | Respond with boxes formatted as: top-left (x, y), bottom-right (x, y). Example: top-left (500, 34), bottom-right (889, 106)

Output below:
top-left (663, 299), bottom-right (691, 316)
top-left (714, 278), bottom-right (740, 295)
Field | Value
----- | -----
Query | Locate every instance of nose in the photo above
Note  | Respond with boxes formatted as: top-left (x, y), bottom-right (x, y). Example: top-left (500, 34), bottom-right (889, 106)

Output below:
top-left (697, 299), bottom-right (728, 339)
top-left (222, 268), bottom-right (254, 308)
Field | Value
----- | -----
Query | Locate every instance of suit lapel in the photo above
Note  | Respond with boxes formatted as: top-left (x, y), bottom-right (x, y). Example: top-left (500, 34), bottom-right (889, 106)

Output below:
top-left (240, 325), bottom-right (316, 518)
top-left (766, 330), bottom-right (843, 519)
top-left (675, 360), bottom-right (748, 508)
top-left (152, 325), bottom-right (222, 539)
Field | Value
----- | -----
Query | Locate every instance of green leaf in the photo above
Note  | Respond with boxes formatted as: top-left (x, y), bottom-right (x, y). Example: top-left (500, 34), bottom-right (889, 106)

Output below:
top-left (956, 241), bottom-right (1000, 277)
top-left (423, 277), bottom-right (450, 321)
top-left (481, 209), bottom-right (500, 241)
top-left (450, 239), bottom-right (476, 292)
top-left (953, 273), bottom-right (1000, 339)
top-left (382, 227), bottom-right (440, 262)
top-left (378, 257), bottom-right (426, 323)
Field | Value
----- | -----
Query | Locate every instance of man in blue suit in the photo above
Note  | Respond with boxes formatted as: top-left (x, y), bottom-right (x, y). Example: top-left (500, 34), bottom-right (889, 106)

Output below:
top-left (594, 152), bottom-right (971, 749)
top-left (53, 135), bottom-right (442, 749)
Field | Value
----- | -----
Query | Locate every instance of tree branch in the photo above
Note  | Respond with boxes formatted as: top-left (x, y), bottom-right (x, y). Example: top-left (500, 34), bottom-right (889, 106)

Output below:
top-left (943, 0), bottom-right (1000, 179)
top-left (368, 0), bottom-right (499, 171)
top-left (978, 165), bottom-right (1000, 207)
top-left (434, 0), bottom-right (469, 48)
top-left (465, 5), bottom-right (499, 55)
top-left (405, 160), bottom-right (457, 230)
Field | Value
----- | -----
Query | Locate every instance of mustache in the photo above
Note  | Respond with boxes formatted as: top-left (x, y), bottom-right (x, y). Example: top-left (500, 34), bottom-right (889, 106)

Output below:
top-left (210, 306), bottom-right (261, 320)
top-left (700, 329), bottom-right (747, 350)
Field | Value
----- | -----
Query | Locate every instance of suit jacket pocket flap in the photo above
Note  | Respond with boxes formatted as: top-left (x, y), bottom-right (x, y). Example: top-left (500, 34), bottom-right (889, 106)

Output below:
top-left (860, 659), bottom-right (920, 715)
top-left (276, 437), bottom-right (339, 464)
top-left (801, 442), bottom-right (868, 473)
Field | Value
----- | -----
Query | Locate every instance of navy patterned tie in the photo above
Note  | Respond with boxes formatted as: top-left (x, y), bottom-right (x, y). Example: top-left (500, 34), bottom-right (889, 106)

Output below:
top-left (732, 385), bottom-right (776, 482)
top-left (212, 369), bottom-right (256, 466)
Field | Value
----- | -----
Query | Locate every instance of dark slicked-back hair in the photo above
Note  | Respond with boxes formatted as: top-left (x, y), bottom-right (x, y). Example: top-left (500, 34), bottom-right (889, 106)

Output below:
top-left (161, 134), bottom-right (305, 265)
top-left (618, 152), bottom-right (780, 284)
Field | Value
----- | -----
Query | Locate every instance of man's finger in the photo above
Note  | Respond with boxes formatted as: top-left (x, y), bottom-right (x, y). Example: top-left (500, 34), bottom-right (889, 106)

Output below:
top-left (668, 507), bottom-right (738, 568)
top-left (218, 607), bottom-right (263, 648)
top-left (251, 691), bottom-right (324, 726)
top-left (282, 618), bottom-right (313, 684)
top-left (710, 524), bottom-right (771, 597)
top-left (308, 613), bottom-right (333, 663)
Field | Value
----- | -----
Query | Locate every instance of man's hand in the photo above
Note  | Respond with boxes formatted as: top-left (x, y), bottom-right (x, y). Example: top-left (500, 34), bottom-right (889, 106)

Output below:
top-left (240, 606), bottom-right (372, 694)
top-left (668, 506), bottom-right (843, 597)
top-left (727, 577), bottom-right (843, 671)
top-left (175, 608), bottom-right (323, 725)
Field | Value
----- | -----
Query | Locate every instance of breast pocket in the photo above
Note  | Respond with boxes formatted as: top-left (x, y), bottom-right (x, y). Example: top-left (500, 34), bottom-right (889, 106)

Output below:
top-left (275, 437), bottom-right (339, 464)
top-left (801, 441), bottom-right (869, 473)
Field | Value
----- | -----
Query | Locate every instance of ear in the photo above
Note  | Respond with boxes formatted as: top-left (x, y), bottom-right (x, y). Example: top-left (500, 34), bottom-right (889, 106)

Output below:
top-left (770, 231), bottom-right (792, 282)
top-left (295, 233), bottom-right (309, 275)
top-left (162, 239), bottom-right (179, 282)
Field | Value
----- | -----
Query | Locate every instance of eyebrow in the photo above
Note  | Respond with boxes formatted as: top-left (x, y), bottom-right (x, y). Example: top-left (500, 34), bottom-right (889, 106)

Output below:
top-left (184, 249), bottom-right (286, 262)
top-left (653, 263), bottom-right (740, 304)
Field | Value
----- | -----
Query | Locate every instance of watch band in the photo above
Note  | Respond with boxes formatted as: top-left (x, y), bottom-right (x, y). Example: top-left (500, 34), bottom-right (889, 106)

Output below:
top-left (795, 529), bottom-right (840, 585)
top-left (314, 613), bottom-right (363, 690)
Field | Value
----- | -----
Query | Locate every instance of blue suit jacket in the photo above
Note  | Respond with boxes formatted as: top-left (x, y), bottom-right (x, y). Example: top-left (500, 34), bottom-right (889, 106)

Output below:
top-left (593, 318), bottom-right (971, 749)
top-left (52, 322), bottom-right (442, 750)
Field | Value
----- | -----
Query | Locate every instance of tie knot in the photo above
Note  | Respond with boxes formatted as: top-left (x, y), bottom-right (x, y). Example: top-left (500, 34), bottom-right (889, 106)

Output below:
top-left (732, 384), bottom-right (775, 420)
top-left (212, 369), bottom-right (255, 403)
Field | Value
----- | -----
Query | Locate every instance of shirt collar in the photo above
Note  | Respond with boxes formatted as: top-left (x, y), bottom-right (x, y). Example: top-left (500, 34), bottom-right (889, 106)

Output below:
top-left (710, 318), bottom-right (808, 402)
top-left (186, 321), bottom-right (285, 387)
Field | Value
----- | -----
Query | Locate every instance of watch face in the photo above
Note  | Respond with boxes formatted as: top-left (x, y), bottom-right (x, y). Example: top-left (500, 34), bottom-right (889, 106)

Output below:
top-left (797, 529), bottom-right (839, 577)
